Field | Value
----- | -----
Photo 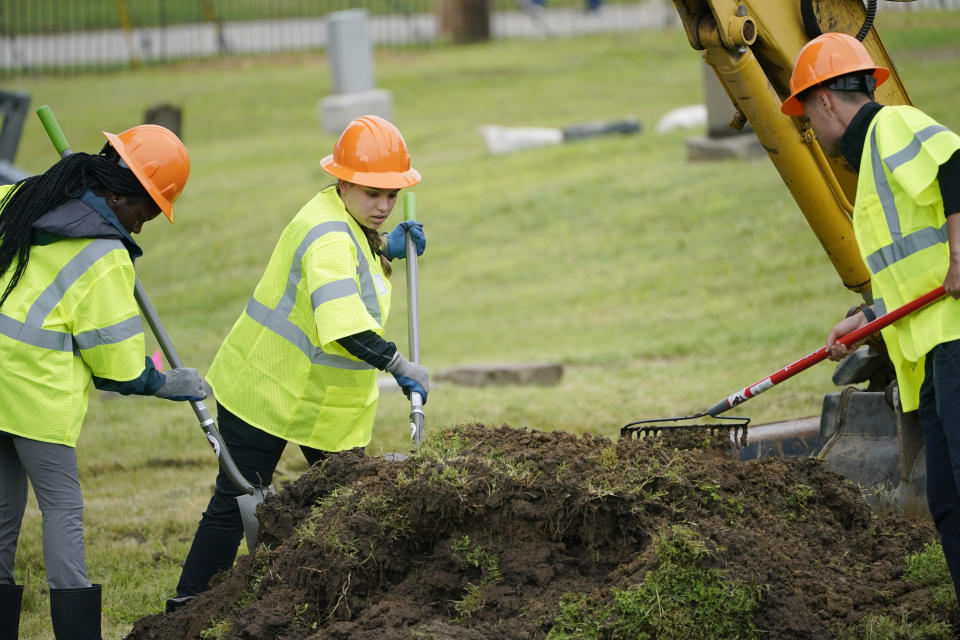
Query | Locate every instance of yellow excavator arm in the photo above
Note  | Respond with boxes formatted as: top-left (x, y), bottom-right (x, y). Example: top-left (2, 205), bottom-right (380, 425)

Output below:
top-left (673, 0), bottom-right (913, 299)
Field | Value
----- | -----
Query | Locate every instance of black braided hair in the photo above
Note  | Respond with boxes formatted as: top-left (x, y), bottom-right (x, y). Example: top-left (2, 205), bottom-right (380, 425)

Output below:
top-left (0, 147), bottom-right (150, 310)
top-left (360, 224), bottom-right (392, 278)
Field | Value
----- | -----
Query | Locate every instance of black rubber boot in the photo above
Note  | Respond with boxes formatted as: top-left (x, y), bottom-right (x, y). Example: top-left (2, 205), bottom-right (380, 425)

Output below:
top-left (50, 584), bottom-right (101, 640)
top-left (0, 584), bottom-right (24, 640)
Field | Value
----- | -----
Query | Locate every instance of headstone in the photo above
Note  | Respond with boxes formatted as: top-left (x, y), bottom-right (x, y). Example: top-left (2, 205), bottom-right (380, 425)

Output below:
top-left (320, 91), bottom-right (393, 136)
top-left (0, 90), bottom-right (30, 164)
top-left (144, 103), bottom-right (182, 138)
top-left (319, 9), bottom-right (393, 134)
top-left (434, 362), bottom-right (564, 387)
top-left (703, 64), bottom-right (739, 139)
top-left (378, 362), bottom-right (564, 392)
top-left (685, 64), bottom-right (763, 161)
top-left (327, 9), bottom-right (375, 95)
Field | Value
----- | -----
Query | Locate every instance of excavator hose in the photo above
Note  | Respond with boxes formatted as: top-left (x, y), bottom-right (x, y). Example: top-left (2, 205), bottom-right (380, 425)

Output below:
top-left (801, 0), bottom-right (877, 41)
top-left (855, 0), bottom-right (877, 41)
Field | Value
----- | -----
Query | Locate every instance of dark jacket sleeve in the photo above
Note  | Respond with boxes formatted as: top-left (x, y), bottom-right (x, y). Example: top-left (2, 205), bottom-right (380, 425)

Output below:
top-left (92, 356), bottom-right (166, 395)
top-left (941, 151), bottom-right (960, 215)
top-left (337, 331), bottom-right (398, 370)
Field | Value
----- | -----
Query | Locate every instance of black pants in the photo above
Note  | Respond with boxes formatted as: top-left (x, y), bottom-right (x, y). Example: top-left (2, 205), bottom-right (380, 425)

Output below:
top-left (175, 402), bottom-right (327, 597)
top-left (918, 339), bottom-right (960, 603)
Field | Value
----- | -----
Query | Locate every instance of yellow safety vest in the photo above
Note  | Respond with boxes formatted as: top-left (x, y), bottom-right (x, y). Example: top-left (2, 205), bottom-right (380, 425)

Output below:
top-left (853, 105), bottom-right (960, 411)
top-left (207, 186), bottom-right (392, 451)
top-left (0, 186), bottom-right (147, 446)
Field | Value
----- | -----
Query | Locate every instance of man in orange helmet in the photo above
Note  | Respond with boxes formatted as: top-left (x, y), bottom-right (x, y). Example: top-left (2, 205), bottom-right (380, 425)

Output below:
top-left (0, 124), bottom-right (205, 638)
top-left (167, 115), bottom-right (428, 612)
top-left (784, 32), bottom-right (960, 600)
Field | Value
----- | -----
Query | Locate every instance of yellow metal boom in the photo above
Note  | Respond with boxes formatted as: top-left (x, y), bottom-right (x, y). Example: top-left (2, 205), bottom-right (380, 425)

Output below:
top-left (673, 0), bottom-right (912, 298)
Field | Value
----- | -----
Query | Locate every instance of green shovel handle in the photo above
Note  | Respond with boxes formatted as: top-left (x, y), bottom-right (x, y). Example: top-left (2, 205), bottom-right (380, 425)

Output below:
top-left (404, 191), bottom-right (417, 222)
top-left (36, 105), bottom-right (72, 157)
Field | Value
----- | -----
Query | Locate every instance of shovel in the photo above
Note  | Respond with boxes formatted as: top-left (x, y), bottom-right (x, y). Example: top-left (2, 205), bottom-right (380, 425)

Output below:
top-left (403, 192), bottom-right (425, 446)
top-left (622, 286), bottom-right (947, 441)
top-left (36, 105), bottom-right (257, 499)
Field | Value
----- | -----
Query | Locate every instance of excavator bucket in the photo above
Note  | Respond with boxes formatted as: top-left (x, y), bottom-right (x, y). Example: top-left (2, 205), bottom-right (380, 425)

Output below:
top-left (818, 348), bottom-right (927, 517)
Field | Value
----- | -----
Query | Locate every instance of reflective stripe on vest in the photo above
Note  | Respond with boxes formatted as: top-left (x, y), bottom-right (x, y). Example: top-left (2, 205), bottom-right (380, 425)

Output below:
top-left (874, 297), bottom-right (887, 317)
top-left (864, 125), bottom-right (951, 274)
top-left (884, 125), bottom-right (950, 173)
top-left (0, 239), bottom-right (137, 352)
top-left (243, 220), bottom-right (380, 370)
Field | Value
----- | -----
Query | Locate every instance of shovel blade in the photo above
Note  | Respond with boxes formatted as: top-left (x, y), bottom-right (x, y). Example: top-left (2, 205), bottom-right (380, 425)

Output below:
top-left (237, 485), bottom-right (275, 551)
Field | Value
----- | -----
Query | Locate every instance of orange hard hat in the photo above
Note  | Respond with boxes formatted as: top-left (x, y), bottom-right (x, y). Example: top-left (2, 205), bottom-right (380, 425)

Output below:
top-left (102, 124), bottom-right (190, 222)
top-left (321, 115), bottom-right (421, 189)
top-left (781, 32), bottom-right (890, 116)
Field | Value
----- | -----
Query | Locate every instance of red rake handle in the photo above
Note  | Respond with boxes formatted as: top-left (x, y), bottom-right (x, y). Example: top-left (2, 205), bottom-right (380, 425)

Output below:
top-left (706, 286), bottom-right (947, 417)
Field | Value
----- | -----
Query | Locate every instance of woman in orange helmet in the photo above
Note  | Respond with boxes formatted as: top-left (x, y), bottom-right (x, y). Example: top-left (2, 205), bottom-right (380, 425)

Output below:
top-left (0, 125), bottom-right (205, 639)
top-left (167, 115), bottom-right (429, 612)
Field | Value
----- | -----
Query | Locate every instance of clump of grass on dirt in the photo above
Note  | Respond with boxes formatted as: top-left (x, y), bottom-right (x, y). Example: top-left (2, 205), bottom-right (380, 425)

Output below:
top-left (830, 540), bottom-right (958, 639)
top-left (834, 613), bottom-right (954, 640)
top-left (236, 559), bottom-right (271, 609)
top-left (903, 542), bottom-right (958, 611)
top-left (293, 485), bottom-right (352, 540)
top-left (449, 535), bottom-right (502, 624)
top-left (451, 535), bottom-right (502, 585)
top-left (355, 492), bottom-right (410, 539)
top-left (546, 524), bottom-right (765, 640)
top-left (198, 619), bottom-right (230, 640)
top-left (695, 480), bottom-right (746, 524)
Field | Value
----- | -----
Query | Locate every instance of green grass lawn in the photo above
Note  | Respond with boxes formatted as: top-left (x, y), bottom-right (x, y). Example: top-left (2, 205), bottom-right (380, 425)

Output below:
top-left (5, 10), bottom-right (960, 638)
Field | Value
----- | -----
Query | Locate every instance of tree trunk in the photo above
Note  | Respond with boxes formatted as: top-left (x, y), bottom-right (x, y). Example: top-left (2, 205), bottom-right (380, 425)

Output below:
top-left (437, 0), bottom-right (491, 44)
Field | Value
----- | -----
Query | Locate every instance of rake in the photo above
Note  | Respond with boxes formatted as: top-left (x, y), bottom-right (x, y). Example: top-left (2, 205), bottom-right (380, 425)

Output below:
top-left (621, 286), bottom-right (947, 445)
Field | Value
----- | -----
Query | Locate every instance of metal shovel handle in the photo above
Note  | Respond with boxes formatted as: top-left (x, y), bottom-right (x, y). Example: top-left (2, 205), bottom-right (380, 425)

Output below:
top-left (37, 105), bottom-right (255, 495)
top-left (134, 281), bottom-right (254, 494)
top-left (404, 192), bottom-right (424, 446)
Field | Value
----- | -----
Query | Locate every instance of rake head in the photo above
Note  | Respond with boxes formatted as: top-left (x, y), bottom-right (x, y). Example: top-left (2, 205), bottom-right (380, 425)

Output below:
top-left (620, 413), bottom-right (750, 448)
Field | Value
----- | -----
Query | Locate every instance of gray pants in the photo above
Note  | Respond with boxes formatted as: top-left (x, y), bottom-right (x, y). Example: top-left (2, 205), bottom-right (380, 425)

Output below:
top-left (0, 432), bottom-right (90, 589)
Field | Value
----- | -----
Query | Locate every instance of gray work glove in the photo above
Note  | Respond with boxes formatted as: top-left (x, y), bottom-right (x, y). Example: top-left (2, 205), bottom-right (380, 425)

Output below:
top-left (154, 367), bottom-right (207, 402)
top-left (385, 353), bottom-right (430, 403)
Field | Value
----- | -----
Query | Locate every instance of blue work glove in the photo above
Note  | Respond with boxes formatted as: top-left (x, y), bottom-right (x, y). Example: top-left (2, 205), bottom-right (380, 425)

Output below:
top-left (384, 220), bottom-right (426, 261)
top-left (385, 352), bottom-right (430, 403)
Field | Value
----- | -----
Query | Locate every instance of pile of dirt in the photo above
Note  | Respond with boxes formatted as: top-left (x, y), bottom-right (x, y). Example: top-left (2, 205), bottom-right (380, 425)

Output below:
top-left (127, 423), bottom-right (957, 639)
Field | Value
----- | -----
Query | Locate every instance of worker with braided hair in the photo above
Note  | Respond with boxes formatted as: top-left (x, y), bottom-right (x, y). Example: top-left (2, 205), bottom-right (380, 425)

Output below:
top-left (167, 115), bottom-right (429, 612)
top-left (0, 125), bottom-right (206, 639)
